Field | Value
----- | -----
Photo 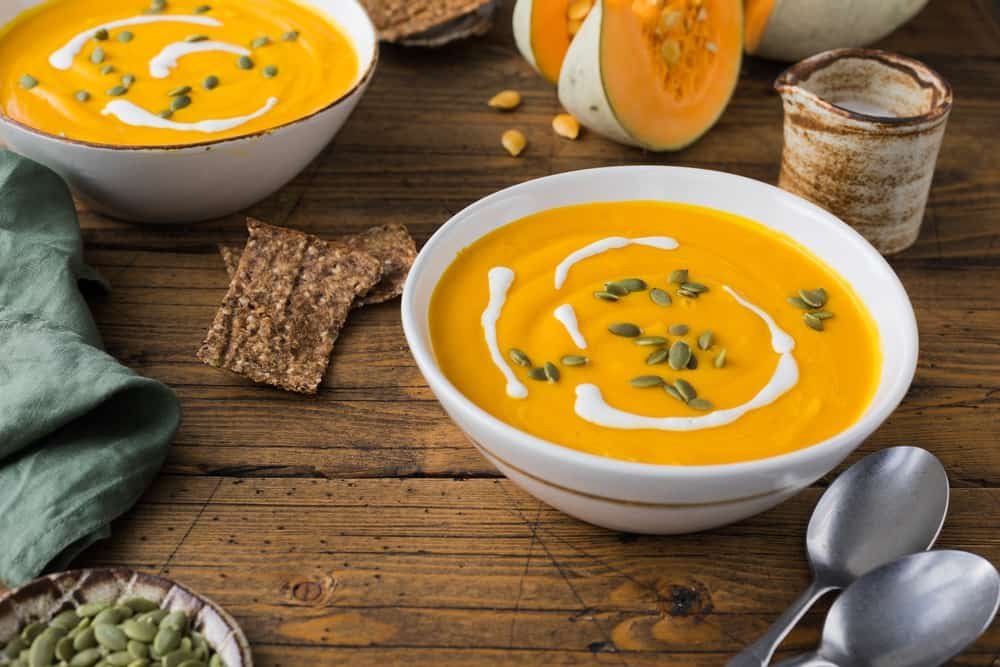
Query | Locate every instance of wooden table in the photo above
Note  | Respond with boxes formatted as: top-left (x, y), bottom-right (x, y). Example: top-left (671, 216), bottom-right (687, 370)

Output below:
top-left (65, 1), bottom-right (1000, 663)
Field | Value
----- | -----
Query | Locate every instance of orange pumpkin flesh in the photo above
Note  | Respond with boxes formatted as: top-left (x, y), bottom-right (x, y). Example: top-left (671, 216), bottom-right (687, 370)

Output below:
top-left (743, 0), bottom-right (775, 53)
top-left (531, 0), bottom-right (596, 83)
top-left (600, 0), bottom-right (743, 150)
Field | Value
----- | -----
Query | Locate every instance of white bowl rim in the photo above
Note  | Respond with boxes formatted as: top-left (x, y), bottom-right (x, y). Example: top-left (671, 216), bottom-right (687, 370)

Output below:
top-left (401, 165), bottom-right (919, 483)
top-left (0, 0), bottom-right (378, 152)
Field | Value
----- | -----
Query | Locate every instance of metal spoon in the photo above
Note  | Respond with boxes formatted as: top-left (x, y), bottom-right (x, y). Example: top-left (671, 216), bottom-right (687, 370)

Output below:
top-left (728, 446), bottom-right (949, 666)
top-left (774, 550), bottom-right (1000, 667)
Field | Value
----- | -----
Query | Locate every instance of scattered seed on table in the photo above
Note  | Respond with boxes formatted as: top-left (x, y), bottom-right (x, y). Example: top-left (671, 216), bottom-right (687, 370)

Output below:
top-left (501, 129), bottom-right (526, 157)
top-left (488, 89), bottom-right (521, 111)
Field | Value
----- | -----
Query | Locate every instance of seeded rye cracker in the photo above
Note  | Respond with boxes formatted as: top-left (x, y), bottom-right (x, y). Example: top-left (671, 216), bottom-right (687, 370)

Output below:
top-left (198, 219), bottom-right (382, 393)
top-left (360, 0), bottom-right (497, 44)
top-left (220, 223), bottom-right (416, 306)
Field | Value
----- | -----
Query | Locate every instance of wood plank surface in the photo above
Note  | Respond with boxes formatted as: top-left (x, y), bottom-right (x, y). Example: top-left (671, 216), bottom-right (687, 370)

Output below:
top-left (9, 0), bottom-right (1000, 664)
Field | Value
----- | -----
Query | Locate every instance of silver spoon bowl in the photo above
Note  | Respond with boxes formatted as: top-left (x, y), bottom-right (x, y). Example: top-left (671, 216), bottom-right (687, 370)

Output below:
top-left (729, 446), bottom-right (950, 666)
top-left (775, 550), bottom-right (1000, 666)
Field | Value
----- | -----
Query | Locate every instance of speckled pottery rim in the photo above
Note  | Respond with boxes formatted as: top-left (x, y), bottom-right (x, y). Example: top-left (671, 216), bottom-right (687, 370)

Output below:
top-left (775, 48), bottom-right (953, 129)
top-left (0, 568), bottom-right (252, 666)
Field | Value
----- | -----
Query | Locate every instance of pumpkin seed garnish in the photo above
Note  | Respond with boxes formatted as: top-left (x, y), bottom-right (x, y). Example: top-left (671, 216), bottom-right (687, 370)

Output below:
top-left (635, 335), bottom-right (667, 346)
top-left (811, 310), bottom-right (835, 320)
top-left (251, 36), bottom-right (271, 48)
top-left (714, 348), bottom-right (727, 369)
top-left (74, 90), bottom-right (91, 102)
top-left (159, 109), bottom-right (173, 118)
top-left (603, 282), bottom-right (628, 297)
top-left (681, 282), bottom-right (709, 294)
top-left (117, 31), bottom-right (134, 42)
top-left (544, 361), bottom-right (560, 383)
top-left (282, 30), bottom-right (300, 41)
top-left (608, 322), bottom-right (641, 337)
top-left (237, 55), bottom-right (254, 69)
top-left (630, 375), bottom-right (664, 388)
top-left (561, 355), bottom-right (588, 366)
top-left (168, 85), bottom-right (191, 97)
top-left (19, 74), bottom-right (38, 89)
top-left (677, 288), bottom-right (699, 299)
top-left (697, 330), bottom-right (713, 350)
top-left (528, 367), bottom-right (548, 381)
top-left (594, 291), bottom-right (620, 302)
top-left (668, 323), bottom-right (688, 336)
top-left (786, 296), bottom-right (812, 310)
top-left (615, 278), bottom-right (647, 293)
top-left (262, 65), bottom-right (279, 78)
top-left (121, 73), bottom-right (135, 87)
top-left (186, 34), bottom-right (209, 42)
top-left (649, 287), bottom-right (672, 306)
top-left (804, 313), bottom-right (824, 331)
top-left (663, 384), bottom-right (685, 402)
top-left (100, 64), bottom-right (115, 74)
top-left (95, 28), bottom-right (109, 41)
top-left (688, 398), bottom-right (714, 411)
top-left (646, 348), bottom-right (669, 365)
top-left (170, 94), bottom-right (191, 110)
top-left (194, 4), bottom-right (212, 13)
top-left (668, 269), bottom-right (688, 284)
top-left (203, 74), bottom-right (220, 90)
top-left (508, 348), bottom-right (531, 367)
top-left (668, 340), bottom-right (691, 370)
top-left (687, 354), bottom-right (698, 370)
top-left (107, 85), bottom-right (128, 96)
top-left (150, 0), bottom-right (166, 10)
top-left (673, 378), bottom-right (697, 402)
top-left (799, 288), bottom-right (828, 308)
top-left (90, 47), bottom-right (105, 64)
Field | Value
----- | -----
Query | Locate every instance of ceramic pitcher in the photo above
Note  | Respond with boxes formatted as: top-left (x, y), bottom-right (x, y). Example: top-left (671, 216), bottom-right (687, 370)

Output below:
top-left (775, 49), bottom-right (952, 255)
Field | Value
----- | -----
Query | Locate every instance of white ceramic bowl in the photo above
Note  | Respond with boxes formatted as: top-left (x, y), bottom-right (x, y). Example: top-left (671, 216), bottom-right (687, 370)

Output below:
top-left (0, 0), bottom-right (377, 223)
top-left (402, 166), bottom-right (919, 534)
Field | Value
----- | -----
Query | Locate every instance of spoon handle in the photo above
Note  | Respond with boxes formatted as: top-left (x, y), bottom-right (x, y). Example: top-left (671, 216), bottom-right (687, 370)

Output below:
top-left (727, 580), bottom-right (835, 667)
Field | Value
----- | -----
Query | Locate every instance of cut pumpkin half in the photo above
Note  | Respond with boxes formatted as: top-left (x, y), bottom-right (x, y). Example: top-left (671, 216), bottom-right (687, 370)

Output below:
top-left (558, 0), bottom-right (742, 151)
top-left (513, 0), bottom-right (597, 83)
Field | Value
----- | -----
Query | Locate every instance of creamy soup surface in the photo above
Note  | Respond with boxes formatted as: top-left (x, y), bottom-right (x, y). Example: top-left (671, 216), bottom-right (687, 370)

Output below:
top-left (429, 201), bottom-right (882, 466)
top-left (0, 0), bottom-right (359, 145)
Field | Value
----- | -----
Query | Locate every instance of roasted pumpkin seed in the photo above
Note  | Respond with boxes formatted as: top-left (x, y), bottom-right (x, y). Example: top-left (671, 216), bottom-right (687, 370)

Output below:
top-left (509, 348), bottom-right (531, 367)
top-left (603, 282), bottom-right (628, 297)
top-left (76, 603), bottom-right (108, 618)
top-left (282, 30), bottom-right (300, 41)
top-left (30, 629), bottom-right (61, 667)
top-left (95, 28), bottom-right (109, 41)
top-left (668, 340), bottom-right (691, 370)
top-left (128, 639), bottom-right (149, 658)
top-left (161, 612), bottom-right (188, 633)
top-left (544, 361), bottom-right (560, 382)
top-left (786, 296), bottom-right (811, 309)
top-left (804, 313), bottom-right (824, 331)
top-left (681, 282), bottom-right (708, 294)
top-left (194, 4), bottom-right (212, 13)
top-left (185, 35), bottom-right (209, 42)
top-left (93, 608), bottom-right (123, 626)
top-left (75, 90), bottom-right (91, 102)
top-left (170, 95), bottom-right (192, 111)
top-left (713, 348), bottom-right (727, 368)
top-left (52, 611), bottom-right (81, 632)
top-left (527, 367), bottom-right (547, 381)
top-left (121, 74), bottom-right (136, 87)
top-left (677, 288), bottom-right (699, 299)
top-left (663, 384), bottom-right (684, 402)
top-left (688, 398), bottom-right (713, 411)
top-left (96, 625), bottom-right (128, 652)
top-left (608, 322), bottom-right (641, 337)
top-left (202, 75), bottom-right (220, 90)
top-left (101, 64), bottom-right (115, 74)
top-left (668, 323), bottom-right (688, 336)
top-left (594, 290), bottom-right (620, 302)
top-left (560, 355), bottom-right (588, 366)
top-left (70, 647), bottom-right (102, 666)
top-left (262, 65), bottom-right (279, 78)
top-left (237, 55), bottom-right (254, 70)
top-left (122, 620), bottom-right (157, 643)
top-left (153, 628), bottom-right (180, 655)
top-left (159, 109), bottom-right (174, 118)
top-left (91, 47), bottom-right (105, 64)
top-left (799, 288), bottom-right (827, 308)
top-left (19, 74), bottom-right (38, 89)
top-left (673, 378), bottom-right (696, 402)
top-left (615, 278), bottom-right (647, 292)
top-left (668, 269), bottom-right (688, 284)
top-left (168, 85), bottom-right (191, 97)
top-left (487, 90), bottom-right (521, 111)
top-left (630, 375), bottom-right (664, 388)
top-left (649, 288), bottom-right (672, 306)
top-left (646, 348), bottom-right (669, 365)
top-left (72, 628), bottom-right (97, 651)
top-left (117, 31), bottom-right (134, 42)
top-left (811, 310), bottom-right (835, 320)
top-left (251, 36), bottom-right (271, 48)
top-left (107, 651), bottom-right (135, 666)
top-left (107, 85), bottom-right (128, 96)
top-left (697, 330), bottom-right (713, 350)
top-left (635, 335), bottom-right (667, 346)
top-left (687, 353), bottom-right (698, 370)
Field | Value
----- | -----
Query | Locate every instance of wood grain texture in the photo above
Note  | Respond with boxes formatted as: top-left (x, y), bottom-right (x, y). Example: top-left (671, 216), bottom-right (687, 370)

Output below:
top-left (7, 0), bottom-right (1000, 664)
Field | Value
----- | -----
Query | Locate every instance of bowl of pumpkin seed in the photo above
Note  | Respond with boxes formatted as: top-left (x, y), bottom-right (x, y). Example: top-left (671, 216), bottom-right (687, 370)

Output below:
top-left (0, 568), bottom-right (251, 667)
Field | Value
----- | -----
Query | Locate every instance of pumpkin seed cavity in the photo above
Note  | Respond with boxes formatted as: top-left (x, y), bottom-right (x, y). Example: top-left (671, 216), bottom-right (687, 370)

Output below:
top-left (608, 322), bottom-right (641, 337)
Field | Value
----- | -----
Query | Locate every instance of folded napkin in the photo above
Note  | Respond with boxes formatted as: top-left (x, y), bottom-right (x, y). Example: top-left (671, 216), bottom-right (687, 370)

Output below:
top-left (0, 151), bottom-right (181, 587)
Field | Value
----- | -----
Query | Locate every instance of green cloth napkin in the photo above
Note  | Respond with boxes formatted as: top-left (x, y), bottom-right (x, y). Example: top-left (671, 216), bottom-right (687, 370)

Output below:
top-left (0, 151), bottom-right (181, 587)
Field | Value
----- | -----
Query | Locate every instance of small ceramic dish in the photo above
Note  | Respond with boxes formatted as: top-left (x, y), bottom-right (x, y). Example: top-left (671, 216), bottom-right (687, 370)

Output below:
top-left (0, 568), bottom-right (251, 666)
top-left (0, 0), bottom-right (377, 223)
top-left (401, 166), bottom-right (919, 534)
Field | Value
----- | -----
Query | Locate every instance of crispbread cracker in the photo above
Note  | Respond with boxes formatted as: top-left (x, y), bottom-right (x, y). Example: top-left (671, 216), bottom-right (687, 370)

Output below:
top-left (220, 223), bottom-right (416, 306)
top-left (198, 219), bottom-right (381, 393)
top-left (360, 0), bottom-right (495, 42)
